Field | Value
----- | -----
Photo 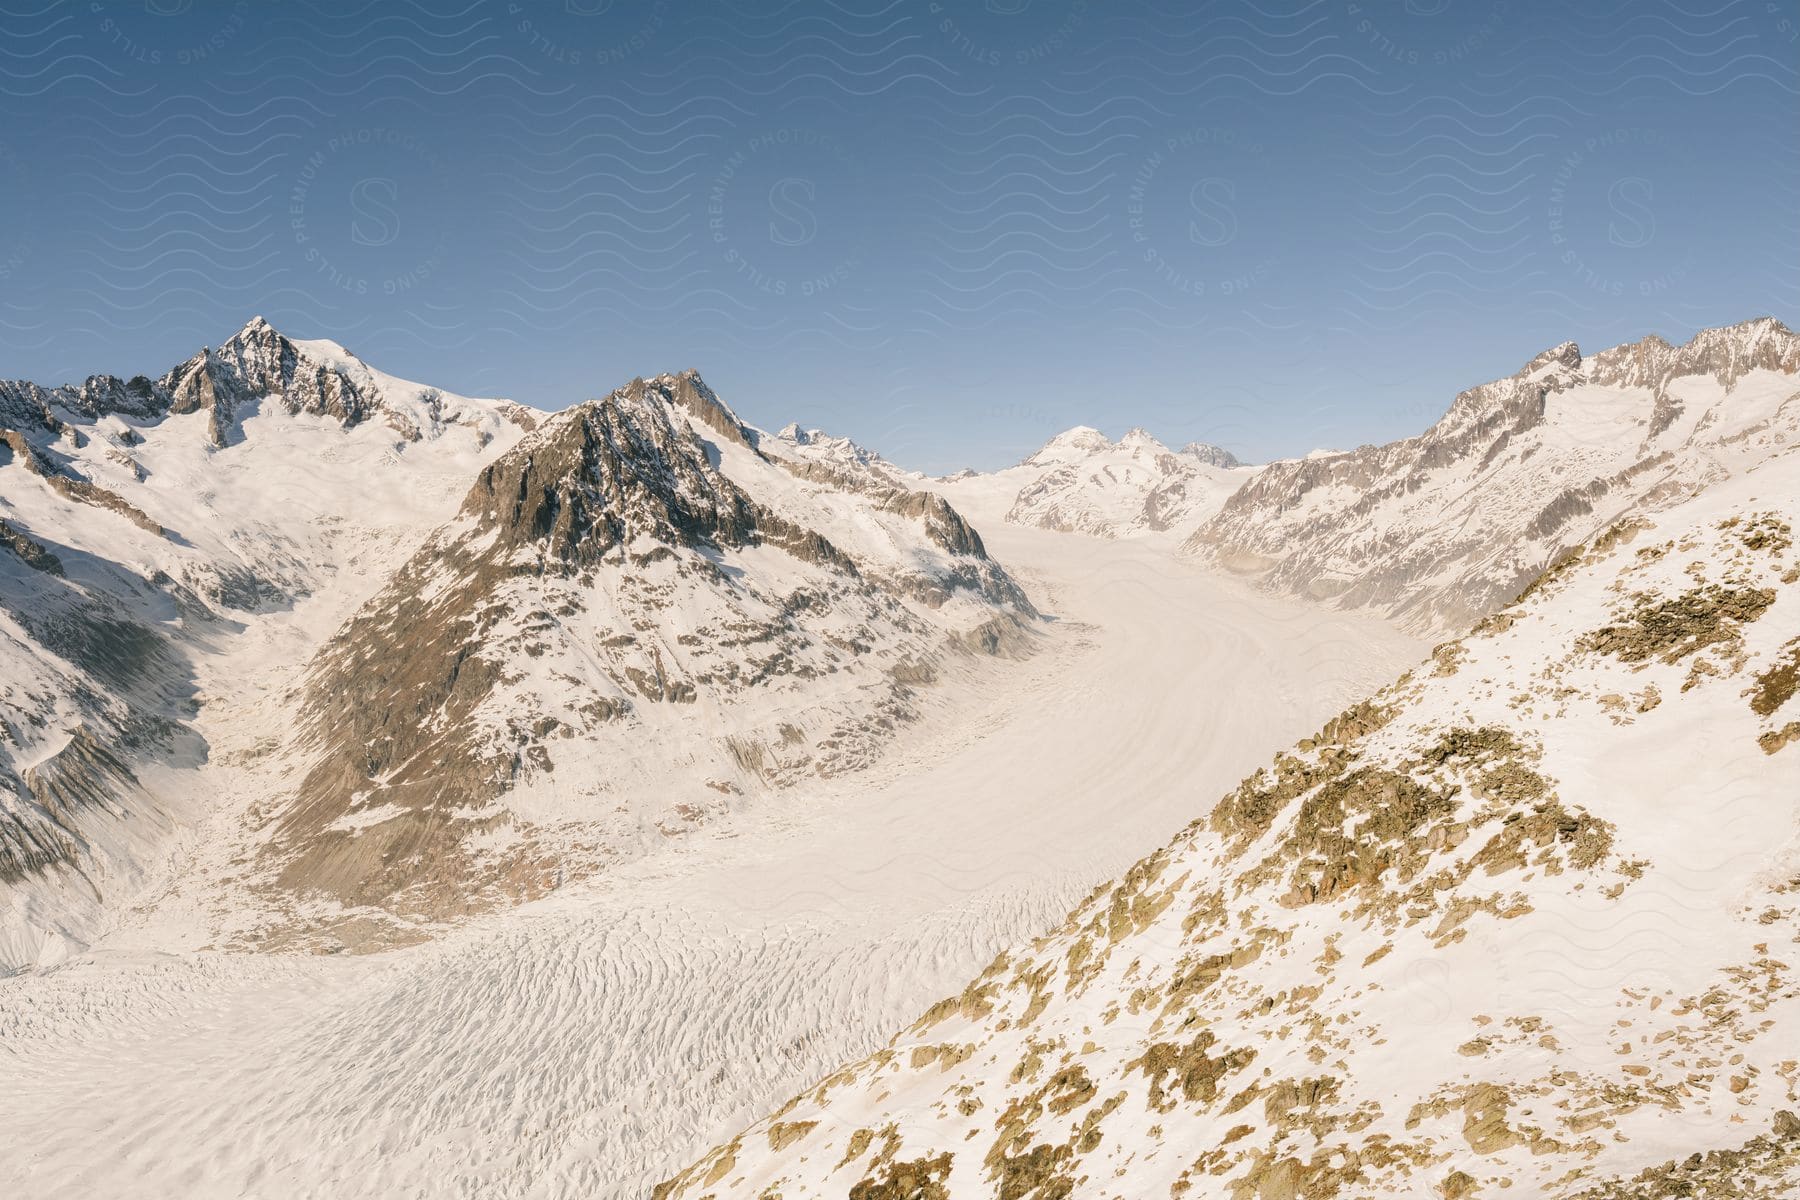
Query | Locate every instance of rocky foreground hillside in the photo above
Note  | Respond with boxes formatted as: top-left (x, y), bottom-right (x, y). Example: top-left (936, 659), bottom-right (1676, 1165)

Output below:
top-left (1190, 317), bottom-right (1800, 637)
top-left (657, 446), bottom-right (1800, 1197)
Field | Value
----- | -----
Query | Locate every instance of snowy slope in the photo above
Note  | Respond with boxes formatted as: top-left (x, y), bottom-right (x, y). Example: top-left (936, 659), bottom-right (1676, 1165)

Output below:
top-left (0, 319), bottom-right (532, 967)
top-left (1191, 317), bottom-right (1800, 637)
top-left (657, 447), bottom-right (1800, 1199)
top-left (936, 426), bottom-right (1254, 541)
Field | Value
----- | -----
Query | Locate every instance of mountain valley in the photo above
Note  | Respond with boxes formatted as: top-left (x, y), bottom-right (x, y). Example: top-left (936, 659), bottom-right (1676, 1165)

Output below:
top-left (1, 317), bottom-right (1795, 1199)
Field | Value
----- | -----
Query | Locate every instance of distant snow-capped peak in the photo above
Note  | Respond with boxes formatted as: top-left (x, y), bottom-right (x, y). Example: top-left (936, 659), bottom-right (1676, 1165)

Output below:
top-left (1021, 424), bottom-right (1113, 464)
top-left (1021, 425), bottom-right (1242, 470)
top-left (0, 316), bottom-right (530, 451)
top-left (767, 420), bottom-right (893, 470)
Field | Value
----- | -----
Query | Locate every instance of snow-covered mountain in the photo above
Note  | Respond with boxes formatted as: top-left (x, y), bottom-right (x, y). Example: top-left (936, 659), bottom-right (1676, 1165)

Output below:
top-left (1190, 317), bottom-right (1800, 636)
top-left (1, 319), bottom-right (532, 965)
top-left (0, 322), bottom-right (1034, 962)
top-left (763, 421), bottom-right (908, 487)
top-left (656, 436), bottom-right (1800, 1200)
top-left (262, 371), bottom-right (1036, 944)
top-left (937, 425), bottom-right (1254, 540)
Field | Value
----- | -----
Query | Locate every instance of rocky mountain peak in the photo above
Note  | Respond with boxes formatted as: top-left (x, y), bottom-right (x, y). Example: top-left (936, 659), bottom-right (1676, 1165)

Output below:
top-left (1117, 426), bottom-right (1168, 451)
top-left (1586, 316), bottom-right (1799, 394)
top-left (0, 317), bottom-right (526, 450)
top-left (1023, 425), bottom-right (1112, 465)
top-left (461, 376), bottom-right (762, 569)
top-left (1523, 339), bottom-right (1582, 375)
top-left (766, 420), bottom-right (890, 474)
top-left (650, 369), bottom-right (755, 451)
top-left (1181, 440), bottom-right (1242, 469)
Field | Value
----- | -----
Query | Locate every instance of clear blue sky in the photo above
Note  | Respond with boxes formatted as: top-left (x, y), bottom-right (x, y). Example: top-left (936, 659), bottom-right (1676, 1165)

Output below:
top-left (1, 0), bottom-right (1794, 471)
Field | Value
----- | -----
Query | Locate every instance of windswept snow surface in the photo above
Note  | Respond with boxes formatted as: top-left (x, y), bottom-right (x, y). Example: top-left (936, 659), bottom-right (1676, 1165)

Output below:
top-left (0, 521), bottom-right (1419, 1199)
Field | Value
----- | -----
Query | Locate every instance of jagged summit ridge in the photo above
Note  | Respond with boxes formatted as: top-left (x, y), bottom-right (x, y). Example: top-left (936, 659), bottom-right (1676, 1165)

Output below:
top-left (1190, 316), bottom-right (1800, 634)
top-left (0, 316), bottom-right (528, 449)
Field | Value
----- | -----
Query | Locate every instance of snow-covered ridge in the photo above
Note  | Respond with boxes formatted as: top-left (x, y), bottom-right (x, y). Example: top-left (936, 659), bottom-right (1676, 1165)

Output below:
top-left (1190, 316), bottom-right (1800, 635)
top-left (0, 320), bottom-right (541, 967)
top-left (764, 421), bottom-right (902, 479)
top-left (0, 316), bottom-right (530, 450)
top-left (936, 424), bottom-right (1254, 541)
top-left (657, 444), bottom-right (1800, 1200)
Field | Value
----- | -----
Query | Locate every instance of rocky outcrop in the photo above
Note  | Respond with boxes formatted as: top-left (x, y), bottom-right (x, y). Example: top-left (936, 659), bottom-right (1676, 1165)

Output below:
top-left (1189, 317), bottom-right (1800, 635)
top-left (0, 519), bottom-right (63, 575)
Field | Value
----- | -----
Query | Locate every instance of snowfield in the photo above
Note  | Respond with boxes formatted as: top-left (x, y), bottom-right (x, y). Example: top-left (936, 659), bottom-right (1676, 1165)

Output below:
top-left (0, 521), bottom-right (1418, 1200)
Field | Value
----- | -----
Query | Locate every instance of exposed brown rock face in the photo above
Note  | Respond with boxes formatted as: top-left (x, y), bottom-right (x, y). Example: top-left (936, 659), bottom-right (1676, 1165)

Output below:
top-left (464, 374), bottom-right (768, 566)
top-left (1188, 317), bottom-right (1800, 635)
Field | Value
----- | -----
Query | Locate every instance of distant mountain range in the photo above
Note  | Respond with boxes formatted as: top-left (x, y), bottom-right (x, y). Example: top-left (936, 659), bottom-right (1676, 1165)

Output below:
top-left (5, 316), bottom-right (1796, 966)
top-left (1191, 318), bottom-right (1800, 634)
